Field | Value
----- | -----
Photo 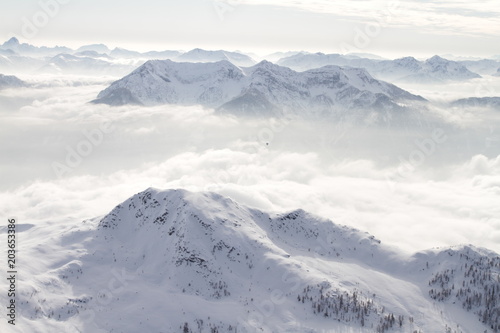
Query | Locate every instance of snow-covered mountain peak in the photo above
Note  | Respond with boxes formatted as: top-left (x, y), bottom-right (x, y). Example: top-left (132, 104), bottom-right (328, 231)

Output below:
top-left (244, 60), bottom-right (296, 77)
top-left (97, 187), bottom-right (384, 260)
top-left (251, 59), bottom-right (275, 68)
top-left (93, 59), bottom-right (426, 119)
top-left (3, 37), bottom-right (20, 48)
top-left (393, 56), bottom-right (420, 67)
top-left (423, 55), bottom-right (480, 78)
top-left (426, 55), bottom-right (447, 64)
top-left (93, 188), bottom-right (500, 332)
top-left (98, 187), bottom-right (246, 230)
top-left (182, 48), bottom-right (227, 60)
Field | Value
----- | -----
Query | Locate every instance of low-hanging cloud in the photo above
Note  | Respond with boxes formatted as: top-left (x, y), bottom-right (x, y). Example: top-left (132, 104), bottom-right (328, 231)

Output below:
top-left (1, 145), bottom-right (499, 254)
top-left (1, 75), bottom-right (500, 255)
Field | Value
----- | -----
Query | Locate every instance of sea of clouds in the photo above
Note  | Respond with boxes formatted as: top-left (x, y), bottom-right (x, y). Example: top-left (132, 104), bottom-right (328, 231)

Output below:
top-left (1, 74), bottom-right (499, 254)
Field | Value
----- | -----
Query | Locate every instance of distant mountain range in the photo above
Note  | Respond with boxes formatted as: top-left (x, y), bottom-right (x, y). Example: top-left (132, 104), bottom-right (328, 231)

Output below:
top-left (278, 53), bottom-right (483, 83)
top-left (459, 59), bottom-right (500, 76)
top-left (2, 37), bottom-right (500, 80)
top-left (177, 48), bottom-right (256, 67)
top-left (0, 37), bottom-right (71, 57)
top-left (451, 97), bottom-right (500, 109)
top-left (2, 37), bottom-right (500, 117)
top-left (37, 53), bottom-right (136, 77)
top-left (0, 37), bottom-right (259, 76)
top-left (92, 59), bottom-right (426, 119)
top-left (12, 187), bottom-right (500, 332)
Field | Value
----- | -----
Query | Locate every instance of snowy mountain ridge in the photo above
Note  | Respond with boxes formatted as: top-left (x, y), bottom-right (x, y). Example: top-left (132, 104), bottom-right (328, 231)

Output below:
top-left (92, 59), bottom-right (425, 117)
top-left (5, 188), bottom-right (499, 333)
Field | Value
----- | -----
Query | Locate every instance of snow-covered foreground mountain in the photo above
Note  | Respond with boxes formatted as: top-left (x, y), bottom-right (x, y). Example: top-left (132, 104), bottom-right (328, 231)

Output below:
top-left (92, 59), bottom-right (425, 118)
top-left (2, 188), bottom-right (498, 333)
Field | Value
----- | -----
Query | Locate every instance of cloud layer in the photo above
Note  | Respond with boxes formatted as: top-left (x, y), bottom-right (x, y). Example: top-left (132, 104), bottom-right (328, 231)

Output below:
top-left (237, 0), bottom-right (500, 37)
top-left (1, 76), bottom-right (500, 255)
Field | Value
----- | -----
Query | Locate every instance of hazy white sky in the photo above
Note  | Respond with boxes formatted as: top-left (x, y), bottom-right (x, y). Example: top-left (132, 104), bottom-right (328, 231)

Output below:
top-left (1, 0), bottom-right (499, 57)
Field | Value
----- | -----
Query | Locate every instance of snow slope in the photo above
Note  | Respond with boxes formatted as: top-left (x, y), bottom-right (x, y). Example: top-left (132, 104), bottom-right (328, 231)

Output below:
top-left (92, 59), bottom-right (426, 118)
top-left (1, 188), bottom-right (498, 333)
